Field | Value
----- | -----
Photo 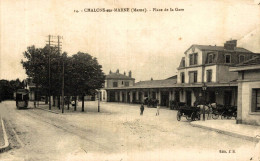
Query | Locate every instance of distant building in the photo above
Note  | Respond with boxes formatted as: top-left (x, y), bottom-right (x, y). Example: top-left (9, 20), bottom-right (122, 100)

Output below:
top-left (230, 56), bottom-right (260, 126)
top-left (24, 78), bottom-right (37, 101)
top-left (100, 69), bottom-right (135, 102)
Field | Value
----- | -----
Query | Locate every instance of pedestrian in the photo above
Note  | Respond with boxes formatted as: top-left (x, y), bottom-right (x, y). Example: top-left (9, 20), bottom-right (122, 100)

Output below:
top-left (140, 103), bottom-right (144, 115)
top-left (156, 103), bottom-right (160, 116)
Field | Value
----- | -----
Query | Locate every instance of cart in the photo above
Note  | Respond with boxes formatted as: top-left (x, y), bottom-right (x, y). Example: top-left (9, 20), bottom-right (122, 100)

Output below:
top-left (177, 106), bottom-right (200, 121)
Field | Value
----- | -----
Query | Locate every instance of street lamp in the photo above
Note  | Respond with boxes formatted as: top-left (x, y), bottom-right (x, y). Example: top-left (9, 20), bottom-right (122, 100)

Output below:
top-left (202, 83), bottom-right (207, 121)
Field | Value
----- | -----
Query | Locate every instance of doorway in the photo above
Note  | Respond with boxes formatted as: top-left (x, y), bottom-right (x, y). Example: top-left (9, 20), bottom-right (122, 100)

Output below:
top-left (161, 91), bottom-right (169, 107)
top-left (224, 91), bottom-right (232, 105)
top-left (209, 91), bottom-right (216, 103)
top-left (186, 91), bottom-right (192, 106)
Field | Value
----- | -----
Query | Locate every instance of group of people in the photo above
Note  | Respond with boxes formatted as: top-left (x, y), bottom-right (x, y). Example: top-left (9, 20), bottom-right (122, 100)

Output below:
top-left (140, 103), bottom-right (160, 116)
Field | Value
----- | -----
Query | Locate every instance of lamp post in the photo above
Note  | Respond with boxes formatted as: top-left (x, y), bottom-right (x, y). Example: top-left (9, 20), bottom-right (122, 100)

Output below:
top-left (202, 83), bottom-right (207, 121)
top-left (98, 91), bottom-right (100, 112)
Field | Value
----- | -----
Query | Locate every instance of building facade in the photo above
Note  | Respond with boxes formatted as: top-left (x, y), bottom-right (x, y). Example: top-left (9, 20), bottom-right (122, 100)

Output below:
top-left (105, 40), bottom-right (259, 108)
top-left (176, 40), bottom-right (257, 106)
top-left (100, 69), bottom-right (135, 102)
top-left (230, 57), bottom-right (260, 125)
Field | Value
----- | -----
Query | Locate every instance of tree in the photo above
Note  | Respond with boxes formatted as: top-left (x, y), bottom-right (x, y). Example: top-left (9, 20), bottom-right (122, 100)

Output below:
top-left (21, 45), bottom-right (63, 108)
top-left (0, 79), bottom-right (24, 101)
top-left (68, 52), bottom-right (105, 112)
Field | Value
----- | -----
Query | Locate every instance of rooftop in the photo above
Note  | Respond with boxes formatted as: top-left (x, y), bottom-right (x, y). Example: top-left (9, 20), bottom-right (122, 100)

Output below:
top-left (235, 56), bottom-right (260, 67)
top-left (185, 44), bottom-right (253, 53)
top-left (106, 72), bottom-right (135, 80)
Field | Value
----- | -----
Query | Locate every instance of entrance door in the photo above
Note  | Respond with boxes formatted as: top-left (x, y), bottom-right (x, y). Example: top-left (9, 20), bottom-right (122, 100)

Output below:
top-left (186, 91), bottom-right (192, 106)
top-left (161, 91), bottom-right (169, 107)
top-left (224, 91), bottom-right (232, 106)
top-left (127, 92), bottom-right (130, 103)
top-left (139, 92), bottom-right (142, 103)
top-left (132, 92), bottom-right (136, 103)
top-left (175, 91), bottom-right (180, 102)
top-left (122, 93), bottom-right (125, 102)
top-left (209, 91), bottom-right (216, 103)
top-left (110, 91), bottom-right (115, 102)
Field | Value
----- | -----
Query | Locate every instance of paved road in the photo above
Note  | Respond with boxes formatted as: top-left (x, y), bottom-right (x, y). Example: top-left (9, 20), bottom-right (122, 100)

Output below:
top-left (0, 101), bottom-right (256, 161)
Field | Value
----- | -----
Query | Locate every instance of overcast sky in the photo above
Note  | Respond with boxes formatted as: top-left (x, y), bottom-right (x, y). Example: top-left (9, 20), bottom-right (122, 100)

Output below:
top-left (0, 0), bottom-right (260, 82)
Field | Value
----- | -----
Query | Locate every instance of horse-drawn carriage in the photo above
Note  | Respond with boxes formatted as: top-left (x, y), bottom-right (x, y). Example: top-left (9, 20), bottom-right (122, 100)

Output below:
top-left (177, 106), bottom-right (201, 121)
top-left (170, 100), bottom-right (186, 110)
top-left (211, 104), bottom-right (237, 120)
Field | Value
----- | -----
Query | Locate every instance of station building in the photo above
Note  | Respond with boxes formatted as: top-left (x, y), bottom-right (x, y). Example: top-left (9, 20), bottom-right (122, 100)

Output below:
top-left (105, 40), bottom-right (259, 108)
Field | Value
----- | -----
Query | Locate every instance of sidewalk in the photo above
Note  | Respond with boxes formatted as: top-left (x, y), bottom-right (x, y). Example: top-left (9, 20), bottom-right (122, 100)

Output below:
top-left (0, 118), bottom-right (10, 153)
top-left (190, 119), bottom-right (260, 142)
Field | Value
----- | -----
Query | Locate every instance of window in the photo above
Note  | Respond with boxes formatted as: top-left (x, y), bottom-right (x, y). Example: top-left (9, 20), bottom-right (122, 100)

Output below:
top-left (252, 89), bottom-right (260, 112)
top-left (189, 53), bottom-right (198, 65)
top-left (181, 72), bottom-right (185, 83)
top-left (122, 81), bottom-right (124, 85)
top-left (225, 54), bottom-right (231, 63)
top-left (239, 55), bottom-right (245, 63)
top-left (194, 72), bottom-right (197, 83)
top-left (189, 55), bottom-right (193, 66)
top-left (206, 70), bottom-right (212, 82)
top-left (208, 54), bottom-right (214, 64)
top-left (189, 71), bottom-right (197, 83)
top-left (125, 82), bottom-right (129, 87)
top-left (113, 82), bottom-right (118, 87)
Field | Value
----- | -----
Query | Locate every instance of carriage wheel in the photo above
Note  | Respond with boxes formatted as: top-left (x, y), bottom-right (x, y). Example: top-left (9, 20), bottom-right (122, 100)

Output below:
top-left (226, 115), bottom-right (232, 119)
top-left (212, 113), bottom-right (219, 120)
top-left (177, 111), bottom-right (181, 121)
top-left (221, 112), bottom-right (226, 119)
top-left (191, 112), bottom-right (199, 121)
top-left (186, 116), bottom-right (192, 121)
top-left (234, 112), bottom-right (237, 120)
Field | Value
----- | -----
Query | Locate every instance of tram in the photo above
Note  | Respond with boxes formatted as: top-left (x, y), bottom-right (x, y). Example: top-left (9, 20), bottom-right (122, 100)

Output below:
top-left (15, 89), bottom-right (29, 109)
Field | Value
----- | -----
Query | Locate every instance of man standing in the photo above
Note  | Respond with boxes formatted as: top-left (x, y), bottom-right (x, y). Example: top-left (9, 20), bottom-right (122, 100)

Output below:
top-left (140, 103), bottom-right (144, 115)
top-left (156, 103), bottom-right (160, 116)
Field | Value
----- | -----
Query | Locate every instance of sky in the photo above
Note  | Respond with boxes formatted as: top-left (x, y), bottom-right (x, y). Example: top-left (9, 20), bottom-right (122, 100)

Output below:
top-left (0, 0), bottom-right (260, 82)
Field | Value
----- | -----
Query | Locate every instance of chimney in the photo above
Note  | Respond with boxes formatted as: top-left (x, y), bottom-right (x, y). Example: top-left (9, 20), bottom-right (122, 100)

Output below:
top-left (128, 70), bottom-right (132, 78)
top-left (116, 69), bottom-right (119, 74)
top-left (151, 77), bottom-right (153, 81)
top-left (109, 70), bottom-right (112, 74)
top-left (224, 40), bottom-right (237, 50)
top-left (124, 71), bottom-right (126, 75)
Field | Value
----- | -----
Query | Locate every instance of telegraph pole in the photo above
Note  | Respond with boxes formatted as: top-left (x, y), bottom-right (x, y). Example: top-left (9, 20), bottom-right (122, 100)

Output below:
top-left (57, 36), bottom-right (65, 113)
top-left (47, 35), bottom-right (52, 110)
top-left (46, 35), bottom-right (63, 112)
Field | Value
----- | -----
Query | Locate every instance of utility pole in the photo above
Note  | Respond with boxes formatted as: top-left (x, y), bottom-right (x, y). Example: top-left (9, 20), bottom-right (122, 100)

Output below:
top-left (57, 35), bottom-right (64, 113)
top-left (46, 35), bottom-right (63, 112)
top-left (47, 35), bottom-right (51, 110)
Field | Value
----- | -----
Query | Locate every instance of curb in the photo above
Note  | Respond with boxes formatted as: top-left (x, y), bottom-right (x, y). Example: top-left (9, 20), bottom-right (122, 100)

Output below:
top-left (0, 118), bottom-right (10, 153)
top-left (190, 122), bottom-right (260, 143)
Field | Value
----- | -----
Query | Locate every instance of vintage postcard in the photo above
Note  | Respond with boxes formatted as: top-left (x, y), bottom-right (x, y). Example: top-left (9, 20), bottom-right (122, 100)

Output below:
top-left (0, 0), bottom-right (260, 161)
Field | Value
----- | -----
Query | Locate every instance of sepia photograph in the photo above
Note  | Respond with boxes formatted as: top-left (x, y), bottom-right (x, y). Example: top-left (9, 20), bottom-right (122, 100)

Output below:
top-left (0, 0), bottom-right (260, 160)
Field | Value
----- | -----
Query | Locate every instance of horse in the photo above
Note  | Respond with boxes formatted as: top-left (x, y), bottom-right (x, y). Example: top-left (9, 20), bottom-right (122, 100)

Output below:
top-left (196, 103), bottom-right (217, 120)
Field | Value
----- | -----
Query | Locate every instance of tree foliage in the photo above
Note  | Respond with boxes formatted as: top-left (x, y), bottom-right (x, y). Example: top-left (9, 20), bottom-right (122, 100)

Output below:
top-left (0, 79), bottom-right (24, 100)
top-left (21, 46), bottom-right (105, 111)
